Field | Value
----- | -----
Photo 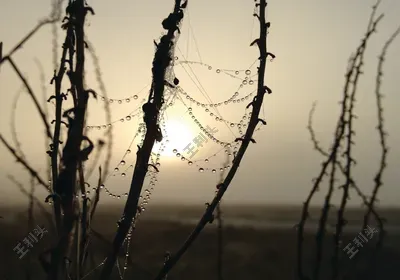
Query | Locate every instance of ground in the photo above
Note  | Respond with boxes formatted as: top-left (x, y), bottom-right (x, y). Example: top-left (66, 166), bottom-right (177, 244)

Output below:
top-left (0, 204), bottom-right (399, 280)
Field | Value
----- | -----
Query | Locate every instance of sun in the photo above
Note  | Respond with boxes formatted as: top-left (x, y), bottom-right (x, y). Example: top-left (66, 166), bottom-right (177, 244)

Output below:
top-left (153, 119), bottom-right (194, 157)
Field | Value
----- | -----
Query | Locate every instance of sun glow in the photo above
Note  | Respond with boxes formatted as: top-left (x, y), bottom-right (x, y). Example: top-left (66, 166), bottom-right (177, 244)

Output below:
top-left (153, 119), bottom-right (194, 157)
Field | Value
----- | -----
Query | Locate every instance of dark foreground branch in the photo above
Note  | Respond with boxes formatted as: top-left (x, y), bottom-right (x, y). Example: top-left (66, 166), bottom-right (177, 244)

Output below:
top-left (99, 1), bottom-right (187, 279)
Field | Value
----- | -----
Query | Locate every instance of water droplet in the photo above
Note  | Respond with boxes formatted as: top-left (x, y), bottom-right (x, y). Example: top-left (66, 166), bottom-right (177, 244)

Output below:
top-left (205, 159), bottom-right (209, 163)
top-left (127, 149), bottom-right (131, 154)
top-left (133, 95), bottom-right (138, 100)
top-left (242, 80), bottom-right (248, 85)
top-left (126, 116), bottom-right (131, 121)
top-left (114, 168), bottom-right (119, 172)
top-left (175, 56), bottom-right (179, 60)
top-left (235, 70), bottom-right (239, 75)
top-left (245, 69), bottom-right (251, 75)
top-left (208, 66), bottom-right (212, 70)
top-left (176, 153), bottom-right (181, 157)
top-left (230, 123), bottom-right (235, 127)
top-left (188, 107), bottom-right (192, 112)
top-left (249, 80), bottom-right (254, 85)
top-left (212, 169), bottom-right (216, 173)
top-left (101, 97), bottom-right (105, 101)
top-left (126, 98), bottom-right (130, 102)
top-left (199, 168), bottom-right (204, 172)
top-left (216, 69), bottom-right (221, 73)
top-left (110, 99), bottom-right (114, 103)
top-left (120, 160), bottom-right (126, 165)
top-left (173, 149), bottom-right (178, 153)
top-left (120, 118), bottom-right (124, 122)
top-left (181, 156), bottom-right (186, 161)
top-left (188, 161), bottom-right (193, 166)
top-left (220, 168), bottom-right (224, 172)
top-left (100, 184), bottom-right (105, 189)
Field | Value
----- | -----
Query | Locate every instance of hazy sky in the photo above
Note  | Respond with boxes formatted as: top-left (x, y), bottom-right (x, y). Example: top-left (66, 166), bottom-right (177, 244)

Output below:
top-left (0, 0), bottom-right (399, 208)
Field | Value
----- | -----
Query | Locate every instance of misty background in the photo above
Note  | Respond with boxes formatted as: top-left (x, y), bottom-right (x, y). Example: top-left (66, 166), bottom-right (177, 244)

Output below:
top-left (0, 0), bottom-right (399, 208)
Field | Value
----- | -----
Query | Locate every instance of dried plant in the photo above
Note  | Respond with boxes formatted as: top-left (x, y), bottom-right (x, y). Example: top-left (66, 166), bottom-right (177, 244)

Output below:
top-left (296, 1), bottom-right (399, 280)
top-left (99, 1), bottom-right (189, 278)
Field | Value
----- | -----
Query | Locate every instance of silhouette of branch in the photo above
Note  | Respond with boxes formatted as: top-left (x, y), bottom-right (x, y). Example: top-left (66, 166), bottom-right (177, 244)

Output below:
top-left (34, 59), bottom-right (52, 183)
top-left (3, 57), bottom-right (53, 140)
top-left (9, 87), bottom-right (25, 158)
top-left (99, 2), bottom-right (187, 279)
top-left (333, 12), bottom-right (383, 280)
top-left (307, 101), bottom-right (328, 157)
top-left (7, 174), bottom-right (54, 232)
top-left (0, 13), bottom-right (62, 66)
top-left (47, 1), bottom-right (96, 279)
top-left (0, 134), bottom-right (49, 191)
top-left (86, 39), bottom-right (113, 180)
top-left (154, 1), bottom-right (270, 278)
top-left (48, 17), bottom-right (77, 236)
top-left (361, 23), bottom-right (400, 278)
top-left (296, 2), bottom-right (384, 279)
top-left (216, 148), bottom-right (229, 280)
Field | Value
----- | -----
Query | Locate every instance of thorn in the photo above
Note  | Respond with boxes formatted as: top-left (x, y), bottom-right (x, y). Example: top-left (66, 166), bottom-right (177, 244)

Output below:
top-left (266, 52), bottom-right (276, 59)
top-left (47, 95), bottom-right (57, 102)
top-left (246, 101), bottom-right (254, 109)
top-left (86, 89), bottom-right (98, 99)
top-left (258, 118), bottom-right (267, 125)
top-left (148, 164), bottom-right (159, 172)
top-left (250, 39), bottom-right (259, 47)
top-left (264, 85), bottom-right (272, 94)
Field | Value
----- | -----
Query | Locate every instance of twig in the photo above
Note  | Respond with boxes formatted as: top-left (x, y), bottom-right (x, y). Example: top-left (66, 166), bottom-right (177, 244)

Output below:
top-left (99, 1), bottom-right (188, 279)
top-left (47, 1), bottom-right (95, 279)
top-left (7, 175), bottom-right (54, 232)
top-left (333, 12), bottom-right (383, 280)
top-left (86, 40), bottom-right (113, 180)
top-left (0, 134), bottom-right (49, 190)
top-left (0, 16), bottom-right (61, 66)
top-left (3, 57), bottom-right (53, 140)
top-left (9, 87), bottom-right (25, 158)
top-left (361, 24), bottom-right (400, 278)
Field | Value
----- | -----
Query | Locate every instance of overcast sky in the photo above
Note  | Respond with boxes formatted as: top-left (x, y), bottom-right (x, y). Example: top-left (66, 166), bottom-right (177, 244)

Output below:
top-left (0, 0), bottom-right (399, 208)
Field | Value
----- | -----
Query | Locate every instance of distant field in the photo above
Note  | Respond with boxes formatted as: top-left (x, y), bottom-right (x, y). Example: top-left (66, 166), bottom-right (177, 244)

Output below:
top-left (0, 204), bottom-right (399, 280)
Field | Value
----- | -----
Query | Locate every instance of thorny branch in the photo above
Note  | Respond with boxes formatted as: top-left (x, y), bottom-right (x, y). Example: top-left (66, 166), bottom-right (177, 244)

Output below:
top-left (0, 134), bottom-right (49, 190)
top-left (46, 1), bottom-right (96, 279)
top-left (3, 57), bottom-right (53, 140)
top-left (360, 24), bottom-right (400, 278)
top-left (296, 2), bottom-right (388, 279)
top-left (99, 1), bottom-right (188, 279)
